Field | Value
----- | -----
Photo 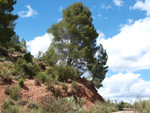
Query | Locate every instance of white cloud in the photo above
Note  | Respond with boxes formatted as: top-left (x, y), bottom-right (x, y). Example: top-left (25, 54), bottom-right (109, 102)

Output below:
top-left (113, 0), bottom-right (124, 7)
top-left (27, 33), bottom-right (53, 57)
top-left (104, 17), bottom-right (108, 20)
top-left (127, 19), bottom-right (134, 24)
top-left (18, 5), bottom-right (38, 18)
top-left (98, 14), bottom-right (102, 18)
top-left (132, 0), bottom-right (150, 16)
top-left (57, 18), bottom-right (62, 22)
top-left (99, 73), bottom-right (150, 101)
top-left (97, 17), bottom-right (150, 72)
top-left (101, 3), bottom-right (112, 9)
top-left (59, 6), bottom-right (63, 12)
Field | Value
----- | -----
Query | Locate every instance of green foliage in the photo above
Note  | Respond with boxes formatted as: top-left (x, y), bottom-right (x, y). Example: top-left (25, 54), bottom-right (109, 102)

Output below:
top-left (62, 83), bottom-right (68, 92)
top-left (40, 96), bottom-right (87, 113)
top-left (0, 64), bottom-right (12, 82)
top-left (46, 63), bottom-right (80, 82)
top-left (134, 98), bottom-right (150, 113)
top-left (53, 87), bottom-right (61, 97)
top-left (18, 78), bottom-right (24, 86)
top-left (47, 2), bottom-right (108, 88)
top-left (77, 97), bottom-right (86, 107)
top-left (14, 58), bottom-right (40, 78)
top-left (36, 72), bottom-right (46, 83)
top-left (20, 38), bottom-right (27, 53)
top-left (38, 62), bottom-right (46, 70)
top-left (1, 102), bottom-right (10, 113)
top-left (5, 86), bottom-right (21, 100)
top-left (8, 34), bottom-right (21, 52)
top-left (24, 52), bottom-right (32, 62)
top-left (42, 45), bottom-right (58, 67)
top-left (71, 81), bottom-right (77, 94)
top-left (24, 62), bottom-right (40, 78)
top-left (5, 86), bottom-right (11, 94)
top-left (48, 2), bottom-right (99, 71)
top-left (90, 100), bottom-right (119, 113)
top-left (27, 102), bottom-right (38, 109)
top-left (90, 44), bottom-right (108, 89)
top-left (45, 71), bottom-right (58, 89)
top-left (0, 0), bottom-right (18, 46)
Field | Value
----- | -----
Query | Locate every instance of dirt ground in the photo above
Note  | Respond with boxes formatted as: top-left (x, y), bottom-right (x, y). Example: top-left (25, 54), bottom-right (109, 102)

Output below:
top-left (112, 108), bottom-right (138, 113)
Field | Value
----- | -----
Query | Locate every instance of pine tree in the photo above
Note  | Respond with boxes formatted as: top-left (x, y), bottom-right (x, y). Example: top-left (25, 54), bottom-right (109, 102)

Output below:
top-left (48, 2), bottom-right (98, 71)
top-left (47, 2), bottom-right (108, 88)
top-left (0, 0), bottom-right (18, 46)
top-left (90, 44), bottom-right (108, 88)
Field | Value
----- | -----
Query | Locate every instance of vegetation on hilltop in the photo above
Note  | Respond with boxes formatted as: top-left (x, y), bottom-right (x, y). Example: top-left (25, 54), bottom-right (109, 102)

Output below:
top-left (1, 1), bottom-right (147, 113)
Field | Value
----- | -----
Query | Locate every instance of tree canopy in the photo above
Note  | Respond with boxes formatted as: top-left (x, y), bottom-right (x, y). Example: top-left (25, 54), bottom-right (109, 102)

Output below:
top-left (47, 2), bottom-right (108, 88)
top-left (48, 2), bottom-right (99, 72)
top-left (0, 0), bottom-right (18, 46)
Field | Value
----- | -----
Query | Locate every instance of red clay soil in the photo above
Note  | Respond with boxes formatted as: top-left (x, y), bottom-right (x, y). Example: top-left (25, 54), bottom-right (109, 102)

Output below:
top-left (0, 78), bottom-right (104, 111)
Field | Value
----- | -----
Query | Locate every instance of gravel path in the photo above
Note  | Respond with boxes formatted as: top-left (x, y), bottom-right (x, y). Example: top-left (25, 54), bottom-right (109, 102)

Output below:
top-left (112, 108), bottom-right (138, 113)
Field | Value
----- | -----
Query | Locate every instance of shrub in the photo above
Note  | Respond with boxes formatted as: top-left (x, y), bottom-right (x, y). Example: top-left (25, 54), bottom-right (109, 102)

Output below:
top-left (0, 65), bottom-right (12, 82)
top-left (56, 64), bottom-right (80, 82)
top-left (45, 68), bottom-right (58, 88)
top-left (18, 78), bottom-right (24, 86)
top-left (27, 102), bottom-right (38, 109)
top-left (38, 63), bottom-right (45, 70)
top-left (40, 96), bottom-right (87, 113)
top-left (5, 63), bottom-right (13, 69)
top-left (77, 98), bottom-right (86, 107)
top-left (5, 86), bottom-right (11, 94)
top-left (34, 77), bottom-right (41, 86)
top-left (24, 52), bottom-right (32, 62)
top-left (134, 98), bottom-right (150, 113)
top-left (36, 72), bottom-right (46, 83)
top-left (90, 100), bottom-right (119, 113)
top-left (62, 83), bottom-right (68, 92)
top-left (14, 58), bottom-right (40, 78)
top-left (7, 47), bottom-right (15, 53)
top-left (71, 81), bottom-right (77, 94)
top-left (24, 63), bottom-right (40, 78)
top-left (53, 87), bottom-right (61, 97)
top-left (9, 86), bottom-right (21, 100)
top-left (1, 102), bottom-right (10, 112)
top-left (46, 64), bottom-right (81, 82)
top-left (0, 56), bottom-right (6, 61)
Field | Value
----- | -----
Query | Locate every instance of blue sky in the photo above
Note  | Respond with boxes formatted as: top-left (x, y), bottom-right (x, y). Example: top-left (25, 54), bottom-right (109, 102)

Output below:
top-left (13, 0), bottom-right (150, 102)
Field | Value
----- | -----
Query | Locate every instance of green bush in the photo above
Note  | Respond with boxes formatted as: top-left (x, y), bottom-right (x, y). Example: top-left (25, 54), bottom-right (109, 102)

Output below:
top-left (24, 63), bottom-right (40, 78)
top-left (38, 63), bottom-right (46, 70)
top-left (18, 78), bottom-right (24, 86)
top-left (9, 86), bottom-right (21, 100)
top-left (45, 67), bottom-right (58, 88)
top-left (62, 83), bottom-right (68, 92)
top-left (77, 97), bottom-right (86, 107)
top-left (90, 100), bottom-right (119, 113)
top-left (71, 81), bottom-right (77, 94)
top-left (34, 77), bottom-right (41, 86)
top-left (1, 102), bottom-right (10, 113)
top-left (24, 52), bottom-right (32, 62)
top-left (46, 64), bottom-right (80, 82)
top-left (27, 102), bottom-right (38, 109)
top-left (53, 87), bottom-right (61, 97)
top-left (36, 72), bottom-right (46, 83)
top-left (134, 98), bottom-right (150, 113)
top-left (40, 96), bottom-right (87, 113)
top-left (14, 58), bottom-right (40, 78)
top-left (5, 86), bottom-right (11, 94)
top-left (0, 64), bottom-right (12, 82)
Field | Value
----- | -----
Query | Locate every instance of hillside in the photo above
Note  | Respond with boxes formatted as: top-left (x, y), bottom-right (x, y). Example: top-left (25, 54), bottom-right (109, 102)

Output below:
top-left (0, 50), bottom-right (105, 112)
